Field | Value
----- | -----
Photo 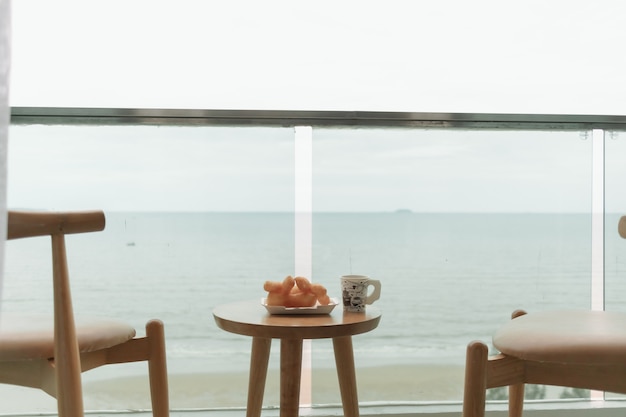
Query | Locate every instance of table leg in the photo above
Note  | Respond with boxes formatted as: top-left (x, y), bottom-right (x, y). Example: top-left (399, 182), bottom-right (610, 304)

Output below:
top-left (247, 337), bottom-right (271, 417)
top-left (333, 336), bottom-right (359, 417)
top-left (280, 338), bottom-right (303, 417)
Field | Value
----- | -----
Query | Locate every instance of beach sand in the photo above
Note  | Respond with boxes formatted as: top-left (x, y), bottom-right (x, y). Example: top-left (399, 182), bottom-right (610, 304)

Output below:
top-left (0, 364), bottom-right (465, 413)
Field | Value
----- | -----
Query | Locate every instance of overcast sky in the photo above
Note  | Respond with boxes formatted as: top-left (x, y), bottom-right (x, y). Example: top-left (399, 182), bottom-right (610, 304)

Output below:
top-left (9, 0), bottom-right (626, 113)
top-left (6, 1), bottom-right (626, 212)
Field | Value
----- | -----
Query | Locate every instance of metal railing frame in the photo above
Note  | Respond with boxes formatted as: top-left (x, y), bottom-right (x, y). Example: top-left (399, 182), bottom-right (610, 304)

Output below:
top-left (8, 106), bottom-right (626, 416)
top-left (10, 107), bottom-right (626, 130)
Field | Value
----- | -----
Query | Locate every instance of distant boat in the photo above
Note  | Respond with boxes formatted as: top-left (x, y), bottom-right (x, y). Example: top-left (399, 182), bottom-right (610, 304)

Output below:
top-left (394, 209), bottom-right (413, 214)
top-left (126, 242), bottom-right (136, 247)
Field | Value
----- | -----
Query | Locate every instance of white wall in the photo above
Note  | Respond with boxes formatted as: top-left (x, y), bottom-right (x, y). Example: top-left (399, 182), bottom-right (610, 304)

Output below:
top-left (0, 0), bottom-right (10, 297)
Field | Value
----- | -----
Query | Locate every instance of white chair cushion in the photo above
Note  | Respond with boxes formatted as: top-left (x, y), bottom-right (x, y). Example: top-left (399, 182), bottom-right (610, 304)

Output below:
top-left (0, 313), bottom-right (136, 360)
top-left (493, 310), bottom-right (626, 364)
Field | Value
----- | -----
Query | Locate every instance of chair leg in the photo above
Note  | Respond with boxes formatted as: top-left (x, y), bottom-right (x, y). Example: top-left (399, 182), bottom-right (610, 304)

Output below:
top-left (463, 341), bottom-right (488, 417)
top-left (507, 309), bottom-right (527, 417)
top-left (146, 320), bottom-right (169, 417)
top-left (509, 383), bottom-right (524, 417)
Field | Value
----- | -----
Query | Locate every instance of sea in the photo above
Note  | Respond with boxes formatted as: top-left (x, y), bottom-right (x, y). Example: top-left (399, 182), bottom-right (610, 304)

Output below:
top-left (2, 211), bottom-right (626, 380)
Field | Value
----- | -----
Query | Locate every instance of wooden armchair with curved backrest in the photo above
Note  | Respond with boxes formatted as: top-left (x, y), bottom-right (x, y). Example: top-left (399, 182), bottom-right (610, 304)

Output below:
top-left (0, 210), bottom-right (169, 417)
top-left (463, 215), bottom-right (626, 417)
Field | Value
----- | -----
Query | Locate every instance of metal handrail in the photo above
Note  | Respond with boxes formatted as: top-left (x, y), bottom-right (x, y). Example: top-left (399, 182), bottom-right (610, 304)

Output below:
top-left (10, 107), bottom-right (626, 130)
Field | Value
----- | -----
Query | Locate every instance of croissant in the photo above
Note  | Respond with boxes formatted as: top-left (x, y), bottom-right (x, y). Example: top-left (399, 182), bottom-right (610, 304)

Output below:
top-left (264, 276), bottom-right (330, 307)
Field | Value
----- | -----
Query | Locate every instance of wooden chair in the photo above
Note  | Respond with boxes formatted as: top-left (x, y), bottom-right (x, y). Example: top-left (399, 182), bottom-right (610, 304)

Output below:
top-left (463, 215), bottom-right (626, 417)
top-left (0, 210), bottom-right (169, 417)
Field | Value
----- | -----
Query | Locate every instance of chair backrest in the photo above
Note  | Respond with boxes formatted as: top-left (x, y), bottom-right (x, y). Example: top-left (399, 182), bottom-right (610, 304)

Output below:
top-left (6, 210), bottom-right (105, 412)
top-left (8, 211), bottom-right (105, 240)
top-left (620, 216), bottom-right (626, 239)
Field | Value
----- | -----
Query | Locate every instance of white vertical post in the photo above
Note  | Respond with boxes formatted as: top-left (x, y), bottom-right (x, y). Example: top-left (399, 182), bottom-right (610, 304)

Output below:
top-left (0, 0), bottom-right (10, 300)
top-left (294, 126), bottom-right (313, 407)
top-left (590, 128), bottom-right (605, 402)
top-left (590, 128), bottom-right (604, 312)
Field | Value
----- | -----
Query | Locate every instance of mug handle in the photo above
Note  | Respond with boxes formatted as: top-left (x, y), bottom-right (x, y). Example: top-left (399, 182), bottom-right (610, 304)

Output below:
top-left (365, 279), bottom-right (382, 305)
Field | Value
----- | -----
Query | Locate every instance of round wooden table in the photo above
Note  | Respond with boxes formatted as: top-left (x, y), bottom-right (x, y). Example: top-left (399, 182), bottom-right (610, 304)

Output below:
top-left (213, 300), bottom-right (382, 417)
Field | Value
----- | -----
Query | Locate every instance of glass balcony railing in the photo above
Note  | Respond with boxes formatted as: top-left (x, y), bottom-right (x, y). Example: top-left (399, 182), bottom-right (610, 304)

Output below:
top-left (3, 108), bottom-right (626, 415)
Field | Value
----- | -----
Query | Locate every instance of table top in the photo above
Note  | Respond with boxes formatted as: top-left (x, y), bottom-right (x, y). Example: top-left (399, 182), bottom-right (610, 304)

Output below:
top-left (213, 299), bottom-right (381, 339)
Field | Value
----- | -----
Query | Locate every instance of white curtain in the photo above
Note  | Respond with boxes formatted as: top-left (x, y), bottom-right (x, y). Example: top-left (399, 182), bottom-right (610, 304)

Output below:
top-left (0, 0), bottom-right (10, 297)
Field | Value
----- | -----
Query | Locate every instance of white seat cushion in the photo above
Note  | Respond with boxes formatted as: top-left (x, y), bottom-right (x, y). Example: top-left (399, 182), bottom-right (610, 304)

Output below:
top-left (493, 310), bottom-right (626, 364)
top-left (0, 313), bottom-right (136, 360)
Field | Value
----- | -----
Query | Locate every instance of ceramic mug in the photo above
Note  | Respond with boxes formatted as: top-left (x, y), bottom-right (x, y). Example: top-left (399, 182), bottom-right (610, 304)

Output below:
top-left (340, 275), bottom-right (381, 312)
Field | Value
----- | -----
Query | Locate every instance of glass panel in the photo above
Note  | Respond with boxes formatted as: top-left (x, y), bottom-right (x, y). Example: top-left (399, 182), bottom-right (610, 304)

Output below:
top-left (604, 131), bottom-right (626, 401)
top-left (311, 128), bottom-right (593, 404)
top-left (2, 122), bottom-right (606, 412)
top-left (2, 124), bottom-right (295, 412)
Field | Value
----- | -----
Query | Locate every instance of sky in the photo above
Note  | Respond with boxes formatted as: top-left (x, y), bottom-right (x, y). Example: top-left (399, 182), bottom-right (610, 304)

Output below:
top-left (9, 0), bottom-right (626, 113)
top-left (5, 0), bottom-right (626, 212)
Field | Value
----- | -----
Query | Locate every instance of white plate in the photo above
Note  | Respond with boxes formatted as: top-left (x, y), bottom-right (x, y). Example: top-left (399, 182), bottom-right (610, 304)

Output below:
top-left (262, 297), bottom-right (338, 315)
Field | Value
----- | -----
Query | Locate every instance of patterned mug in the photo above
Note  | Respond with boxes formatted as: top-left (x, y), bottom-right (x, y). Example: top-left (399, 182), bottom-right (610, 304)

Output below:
top-left (340, 275), bottom-right (381, 312)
